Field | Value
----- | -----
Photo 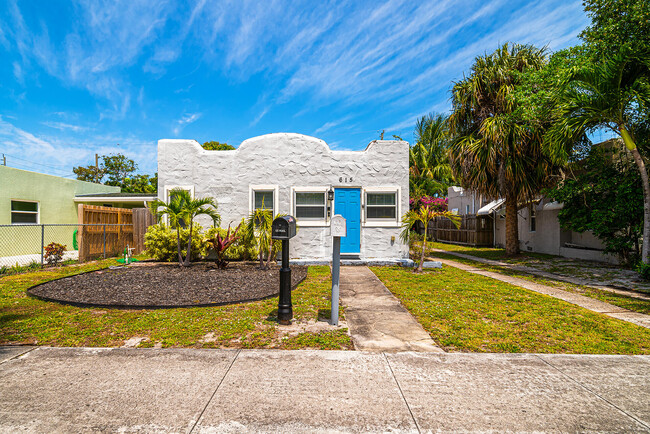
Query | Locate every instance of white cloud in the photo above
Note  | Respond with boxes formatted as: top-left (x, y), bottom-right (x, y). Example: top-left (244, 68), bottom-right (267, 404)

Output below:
top-left (172, 112), bottom-right (202, 135)
top-left (42, 121), bottom-right (90, 133)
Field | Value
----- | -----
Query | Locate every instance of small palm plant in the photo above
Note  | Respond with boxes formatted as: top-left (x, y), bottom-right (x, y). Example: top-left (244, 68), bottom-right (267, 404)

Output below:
top-left (149, 188), bottom-right (220, 267)
top-left (243, 200), bottom-right (284, 270)
top-left (400, 206), bottom-right (460, 272)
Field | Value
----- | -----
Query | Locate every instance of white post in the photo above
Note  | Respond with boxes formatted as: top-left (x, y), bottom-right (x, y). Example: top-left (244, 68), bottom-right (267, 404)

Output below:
top-left (330, 215), bottom-right (346, 326)
top-left (331, 236), bottom-right (341, 326)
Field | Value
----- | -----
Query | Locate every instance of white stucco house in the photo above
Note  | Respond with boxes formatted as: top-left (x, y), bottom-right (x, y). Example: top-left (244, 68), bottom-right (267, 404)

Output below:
top-left (157, 133), bottom-right (409, 261)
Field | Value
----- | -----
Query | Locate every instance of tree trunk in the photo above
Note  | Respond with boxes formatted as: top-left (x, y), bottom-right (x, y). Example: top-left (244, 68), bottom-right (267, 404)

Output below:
top-left (265, 243), bottom-right (274, 270)
top-left (176, 228), bottom-right (183, 266)
top-left (184, 219), bottom-right (193, 267)
top-left (418, 229), bottom-right (427, 272)
top-left (630, 147), bottom-right (650, 264)
top-left (505, 191), bottom-right (519, 256)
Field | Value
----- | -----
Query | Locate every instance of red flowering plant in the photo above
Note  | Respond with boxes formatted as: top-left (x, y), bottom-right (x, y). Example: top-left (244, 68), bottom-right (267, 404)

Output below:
top-left (43, 242), bottom-right (66, 266)
top-left (409, 196), bottom-right (447, 212)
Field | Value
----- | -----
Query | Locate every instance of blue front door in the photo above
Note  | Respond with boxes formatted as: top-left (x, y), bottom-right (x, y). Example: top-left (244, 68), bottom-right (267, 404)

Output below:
top-left (334, 188), bottom-right (361, 254)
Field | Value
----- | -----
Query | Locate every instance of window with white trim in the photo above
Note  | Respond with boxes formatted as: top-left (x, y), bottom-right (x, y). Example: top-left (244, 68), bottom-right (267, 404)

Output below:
top-left (295, 192), bottom-right (326, 220)
top-left (365, 192), bottom-right (397, 220)
top-left (11, 200), bottom-right (39, 224)
top-left (530, 207), bottom-right (536, 232)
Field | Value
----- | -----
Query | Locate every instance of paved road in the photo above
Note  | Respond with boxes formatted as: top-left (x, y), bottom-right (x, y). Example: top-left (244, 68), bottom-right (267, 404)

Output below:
top-left (1, 346), bottom-right (649, 433)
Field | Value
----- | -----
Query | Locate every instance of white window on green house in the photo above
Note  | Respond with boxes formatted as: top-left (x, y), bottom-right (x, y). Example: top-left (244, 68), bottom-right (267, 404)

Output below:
top-left (254, 190), bottom-right (274, 213)
top-left (366, 192), bottom-right (397, 220)
top-left (11, 200), bottom-right (39, 224)
top-left (295, 192), bottom-right (326, 220)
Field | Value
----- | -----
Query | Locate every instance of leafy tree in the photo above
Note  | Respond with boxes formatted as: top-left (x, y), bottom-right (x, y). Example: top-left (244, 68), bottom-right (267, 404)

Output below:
top-left (580, 0), bottom-right (650, 58)
top-left (548, 145), bottom-right (643, 264)
top-left (202, 141), bottom-right (235, 151)
top-left (149, 188), bottom-right (220, 267)
top-left (73, 153), bottom-right (157, 193)
top-left (448, 43), bottom-right (559, 256)
top-left (546, 50), bottom-right (650, 263)
top-left (400, 206), bottom-right (460, 272)
top-left (409, 113), bottom-right (454, 197)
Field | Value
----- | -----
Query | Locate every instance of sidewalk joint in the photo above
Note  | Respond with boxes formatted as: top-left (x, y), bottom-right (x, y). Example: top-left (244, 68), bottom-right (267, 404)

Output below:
top-left (188, 348), bottom-right (241, 433)
top-left (384, 352), bottom-right (421, 434)
top-left (534, 354), bottom-right (650, 430)
top-left (0, 346), bottom-right (37, 366)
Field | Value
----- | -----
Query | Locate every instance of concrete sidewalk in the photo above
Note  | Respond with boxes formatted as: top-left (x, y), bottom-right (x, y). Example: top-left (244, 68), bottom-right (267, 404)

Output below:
top-left (1, 346), bottom-right (649, 433)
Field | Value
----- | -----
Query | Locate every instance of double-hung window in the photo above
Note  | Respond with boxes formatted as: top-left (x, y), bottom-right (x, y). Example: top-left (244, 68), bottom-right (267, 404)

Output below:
top-left (365, 192), bottom-right (397, 220)
top-left (11, 200), bottom-right (39, 224)
top-left (295, 192), bottom-right (326, 220)
top-left (254, 190), bottom-right (274, 212)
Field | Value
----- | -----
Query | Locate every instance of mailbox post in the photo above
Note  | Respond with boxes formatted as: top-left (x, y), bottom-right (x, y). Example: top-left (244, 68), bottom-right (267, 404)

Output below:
top-left (330, 215), bottom-right (346, 326)
top-left (272, 215), bottom-right (297, 325)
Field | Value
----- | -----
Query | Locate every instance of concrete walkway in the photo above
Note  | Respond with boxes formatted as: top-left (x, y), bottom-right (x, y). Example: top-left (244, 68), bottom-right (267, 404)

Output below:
top-left (432, 248), bottom-right (650, 301)
top-left (431, 254), bottom-right (650, 329)
top-left (339, 266), bottom-right (442, 352)
top-left (1, 346), bottom-right (649, 432)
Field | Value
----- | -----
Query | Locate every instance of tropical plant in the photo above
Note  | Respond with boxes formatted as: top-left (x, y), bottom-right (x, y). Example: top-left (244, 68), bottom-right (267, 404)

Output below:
top-left (545, 49), bottom-right (650, 263)
top-left (206, 223), bottom-right (241, 269)
top-left (202, 141), bottom-right (235, 151)
top-left (409, 113), bottom-right (454, 197)
top-left (243, 206), bottom-right (283, 270)
top-left (547, 145), bottom-right (643, 265)
top-left (448, 42), bottom-right (557, 256)
top-left (43, 242), bottom-right (66, 266)
top-left (409, 196), bottom-right (447, 212)
top-left (149, 188), bottom-right (220, 266)
top-left (400, 206), bottom-right (460, 272)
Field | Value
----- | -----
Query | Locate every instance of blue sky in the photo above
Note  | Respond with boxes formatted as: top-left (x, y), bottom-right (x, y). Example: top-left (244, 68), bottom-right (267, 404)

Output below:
top-left (0, 0), bottom-right (589, 178)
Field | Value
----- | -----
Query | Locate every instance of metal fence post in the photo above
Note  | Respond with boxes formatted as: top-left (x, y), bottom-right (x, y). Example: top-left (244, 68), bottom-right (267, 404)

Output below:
top-left (40, 224), bottom-right (44, 268)
top-left (103, 224), bottom-right (106, 259)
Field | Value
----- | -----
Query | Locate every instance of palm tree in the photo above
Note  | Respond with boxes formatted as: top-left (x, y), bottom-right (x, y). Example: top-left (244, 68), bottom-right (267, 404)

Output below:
top-left (546, 50), bottom-right (650, 263)
top-left (409, 113), bottom-right (454, 197)
top-left (243, 199), bottom-right (285, 270)
top-left (149, 188), bottom-right (220, 267)
top-left (448, 43), bottom-right (555, 256)
top-left (400, 206), bottom-right (460, 272)
top-left (149, 189), bottom-right (188, 266)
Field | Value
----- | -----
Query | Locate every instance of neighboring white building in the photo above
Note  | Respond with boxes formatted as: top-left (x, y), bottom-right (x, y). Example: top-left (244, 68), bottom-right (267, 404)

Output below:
top-left (157, 133), bottom-right (409, 261)
top-left (448, 186), bottom-right (618, 264)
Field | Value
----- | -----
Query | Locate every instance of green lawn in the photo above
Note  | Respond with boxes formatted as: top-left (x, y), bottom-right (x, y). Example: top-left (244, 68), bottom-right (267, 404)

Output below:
top-left (0, 260), bottom-right (351, 350)
top-left (372, 266), bottom-right (650, 354)
top-left (428, 241), bottom-right (555, 264)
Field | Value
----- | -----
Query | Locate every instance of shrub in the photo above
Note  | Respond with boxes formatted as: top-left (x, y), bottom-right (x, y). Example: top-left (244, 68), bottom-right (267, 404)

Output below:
top-left (637, 262), bottom-right (650, 281)
top-left (44, 242), bottom-right (66, 266)
top-left (144, 223), bottom-right (208, 262)
top-left (205, 220), bottom-right (258, 262)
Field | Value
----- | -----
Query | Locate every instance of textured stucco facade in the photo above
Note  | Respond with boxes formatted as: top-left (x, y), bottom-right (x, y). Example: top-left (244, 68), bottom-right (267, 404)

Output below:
top-left (157, 133), bottom-right (409, 260)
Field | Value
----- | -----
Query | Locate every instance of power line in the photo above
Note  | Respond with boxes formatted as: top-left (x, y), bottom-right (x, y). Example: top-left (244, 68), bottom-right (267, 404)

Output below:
top-left (0, 150), bottom-right (71, 169)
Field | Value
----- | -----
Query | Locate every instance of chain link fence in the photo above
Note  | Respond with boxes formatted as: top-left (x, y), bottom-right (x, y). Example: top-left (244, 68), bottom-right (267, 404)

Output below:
top-left (0, 224), bottom-right (133, 269)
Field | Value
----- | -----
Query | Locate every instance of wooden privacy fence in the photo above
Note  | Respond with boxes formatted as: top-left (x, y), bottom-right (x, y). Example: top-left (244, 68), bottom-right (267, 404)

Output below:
top-left (428, 214), bottom-right (493, 247)
top-left (77, 205), bottom-right (156, 262)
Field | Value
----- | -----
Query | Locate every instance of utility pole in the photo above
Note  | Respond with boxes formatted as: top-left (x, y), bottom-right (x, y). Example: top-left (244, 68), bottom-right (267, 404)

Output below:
top-left (2, 154), bottom-right (5, 166)
top-left (95, 153), bottom-right (100, 183)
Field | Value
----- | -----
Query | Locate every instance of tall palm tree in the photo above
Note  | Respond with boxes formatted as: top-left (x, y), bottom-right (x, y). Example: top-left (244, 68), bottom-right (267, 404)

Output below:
top-left (448, 43), bottom-right (555, 256)
top-left (149, 188), bottom-right (220, 267)
top-left (410, 113), bottom-right (454, 196)
top-left (546, 50), bottom-right (650, 263)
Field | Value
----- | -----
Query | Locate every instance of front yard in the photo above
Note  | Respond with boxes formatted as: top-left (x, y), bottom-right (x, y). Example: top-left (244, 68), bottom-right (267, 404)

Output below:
top-left (373, 266), bottom-right (650, 354)
top-left (0, 260), bottom-right (351, 350)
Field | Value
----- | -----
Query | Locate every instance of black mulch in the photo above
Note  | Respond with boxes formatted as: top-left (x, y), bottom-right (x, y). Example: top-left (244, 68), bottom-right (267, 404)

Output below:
top-left (27, 262), bottom-right (308, 309)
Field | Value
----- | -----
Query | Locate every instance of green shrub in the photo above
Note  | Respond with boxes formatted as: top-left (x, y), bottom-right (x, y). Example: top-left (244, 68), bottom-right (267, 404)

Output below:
top-left (144, 223), bottom-right (208, 262)
top-left (637, 262), bottom-right (650, 281)
top-left (205, 220), bottom-right (258, 261)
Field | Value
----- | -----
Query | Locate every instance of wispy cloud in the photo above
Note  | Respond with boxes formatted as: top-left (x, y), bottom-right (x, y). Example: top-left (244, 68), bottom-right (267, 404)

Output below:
top-left (42, 121), bottom-right (90, 133)
top-left (173, 112), bottom-right (202, 135)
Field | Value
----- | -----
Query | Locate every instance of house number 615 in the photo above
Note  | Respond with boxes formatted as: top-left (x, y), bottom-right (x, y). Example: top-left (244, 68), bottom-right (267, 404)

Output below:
top-left (339, 176), bottom-right (353, 182)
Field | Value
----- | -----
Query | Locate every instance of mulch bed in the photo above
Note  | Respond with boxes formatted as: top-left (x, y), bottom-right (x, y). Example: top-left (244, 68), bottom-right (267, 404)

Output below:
top-left (27, 262), bottom-right (308, 309)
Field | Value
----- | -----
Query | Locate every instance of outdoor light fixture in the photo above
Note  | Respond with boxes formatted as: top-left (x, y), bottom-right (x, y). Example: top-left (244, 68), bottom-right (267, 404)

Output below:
top-left (327, 188), bottom-right (334, 201)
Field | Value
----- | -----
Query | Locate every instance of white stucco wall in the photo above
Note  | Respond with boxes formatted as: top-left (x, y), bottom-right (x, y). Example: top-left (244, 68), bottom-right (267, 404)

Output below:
top-left (157, 133), bottom-right (409, 260)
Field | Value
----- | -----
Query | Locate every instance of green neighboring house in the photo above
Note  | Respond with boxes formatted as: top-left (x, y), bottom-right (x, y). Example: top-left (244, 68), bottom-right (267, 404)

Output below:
top-left (1, 166), bottom-right (146, 262)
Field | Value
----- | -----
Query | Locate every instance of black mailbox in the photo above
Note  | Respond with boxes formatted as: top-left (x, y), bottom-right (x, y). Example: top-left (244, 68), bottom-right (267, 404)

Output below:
top-left (272, 215), bottom-right (297, 240)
